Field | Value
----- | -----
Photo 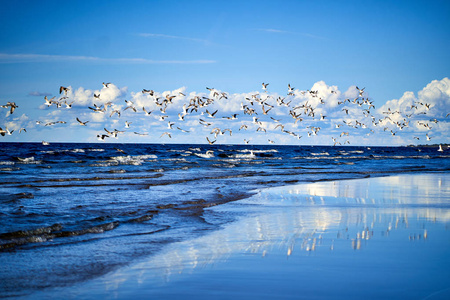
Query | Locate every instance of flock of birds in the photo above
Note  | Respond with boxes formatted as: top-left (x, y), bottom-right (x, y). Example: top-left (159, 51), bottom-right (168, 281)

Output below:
top-left (0, 81), bottom-right (447, 146)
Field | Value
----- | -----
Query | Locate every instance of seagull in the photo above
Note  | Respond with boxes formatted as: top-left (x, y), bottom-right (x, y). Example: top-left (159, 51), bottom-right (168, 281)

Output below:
top-left (115, 148), bottom-right (126, 154)
top-left (19, 128), bottom-right (26, 133)
top-left (143, 107), bottom-right (153, 116)
top-left (176, 127), bottom-right (190, 133)
top-left (270, 117), bottom-right (280, 122)
top-left (134, 132), bottom-right (148, 136)
top-left (262, 105), bottom-right (272, 115)
top-left (125, 121), bottom-right (132, 128)
top-left (142, 89), bottom-right (154, 95)
top-left (223, 114), bottom-right (238, 120)
top-left (356, 86), bottom-right (365, 96)
top-left (206, 137), bottom-right (216, 145)
top-left (262, 82), bottom-right (269, 92)
top-left (64, 101), bottom-right (74, 109)
top-left (124, 106), bottom-right (137, 113)
top-left (44, 96), bottom-right (55, 107)
top-left (97, 134), bottom-right (109, 141)
top-left (256, 126), bottom-right (266, 133)
top-left (160, 132), bottom-right (171, 138)
top-left (76, 117), bottom-right (89, 126)
top-left (288, 83), bottom-right (294, 94)
top-left (239, 124), bottom-right (248, 130)
top-left (165, 94), bottom-right (176, 102)
top-left (0, 102), bottom-right (19, 114)
top-left (206, 109), bottom-right (218, 118)
top-left (110, 110), bottom-right (121, 118)
top-left (0, 127), bottom-right (11, 136)
top-left (103, 82), bottom-right (111, 88)
top-left (59, 86), bottom-right (69, 95)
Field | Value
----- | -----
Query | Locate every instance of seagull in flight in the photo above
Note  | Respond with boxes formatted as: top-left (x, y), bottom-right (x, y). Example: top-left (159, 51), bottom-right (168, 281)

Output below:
top-left (76, 117), bottom-right (89, 126)
top-left (160, 132), bottom-right (171, 138)
top-left (60, 86), bottom-right (69, 95)
top-left (1, 102), bottom-right (19, 114)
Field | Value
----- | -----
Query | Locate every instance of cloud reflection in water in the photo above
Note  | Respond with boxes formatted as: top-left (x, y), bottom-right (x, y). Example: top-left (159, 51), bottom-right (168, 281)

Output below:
top-left (57, 174), bottom-right (450, 299)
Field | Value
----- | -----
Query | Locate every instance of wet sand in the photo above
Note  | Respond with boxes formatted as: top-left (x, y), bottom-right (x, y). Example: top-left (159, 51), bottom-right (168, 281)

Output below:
top-left (25, 173), bottom-right (450, 299)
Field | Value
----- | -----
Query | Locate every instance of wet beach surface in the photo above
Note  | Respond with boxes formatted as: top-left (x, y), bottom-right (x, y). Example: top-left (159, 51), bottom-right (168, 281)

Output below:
top-left (22, 173), bottom-right (450, 300)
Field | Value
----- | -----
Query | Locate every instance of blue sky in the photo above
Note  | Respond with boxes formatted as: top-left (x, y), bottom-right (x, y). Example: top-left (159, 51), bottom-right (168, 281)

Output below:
top-left (0, 0), bottom-right (449, 145)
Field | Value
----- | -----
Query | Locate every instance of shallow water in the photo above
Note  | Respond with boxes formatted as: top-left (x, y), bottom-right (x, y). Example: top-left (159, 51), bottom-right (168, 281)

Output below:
top-left (21, 173), bottom-right (450, 300)
top-left (0, 143), bottom-right (449, 298)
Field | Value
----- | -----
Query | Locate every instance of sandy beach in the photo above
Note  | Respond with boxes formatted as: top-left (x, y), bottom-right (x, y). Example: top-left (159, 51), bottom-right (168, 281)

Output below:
top-left (23, 172), bottom-right (449, 300)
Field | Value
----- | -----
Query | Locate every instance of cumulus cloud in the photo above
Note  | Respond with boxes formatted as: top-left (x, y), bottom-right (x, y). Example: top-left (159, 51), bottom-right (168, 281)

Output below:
top-left (5, 79), bottom-right (449, 145)
top-left (378, 78), bottom-right (450, 118)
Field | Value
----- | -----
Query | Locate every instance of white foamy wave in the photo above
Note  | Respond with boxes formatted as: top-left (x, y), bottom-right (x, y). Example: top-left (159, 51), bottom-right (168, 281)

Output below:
top-left (90, 162), bottom-right (117, 167)
top-left (161, 158), bottom-right (187, 162)
top-left (108, 154), bottom-right (158, 165)
top-left (348, 150), bottom-right (364, 154)
top-left (88, 149), bottom-right (105, 152)
top-left (238, 149), bottom-right (278, 153)
top-left (234, 153), bottom-right (256, 159)
top-left (39, 150), bottom-right (55, 154)
top-left (0, 161), bottom-right (15, 165)
top-left (0, 167), bottom-right (18, 171)
top-left (110, 156), bottom-right (143, 166)
top-left (310, 152), bottom-right (330, 156)
top-left (71, 149), bottom-right (85, 153)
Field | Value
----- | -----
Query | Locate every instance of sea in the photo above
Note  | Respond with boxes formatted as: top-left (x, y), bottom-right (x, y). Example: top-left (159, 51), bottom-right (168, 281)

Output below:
top-left (0, 142), bottom-right (449, 298)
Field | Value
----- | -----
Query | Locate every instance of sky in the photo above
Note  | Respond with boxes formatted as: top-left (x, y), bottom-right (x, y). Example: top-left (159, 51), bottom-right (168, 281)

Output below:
top-left (0, 0), bottom-right (449, 145)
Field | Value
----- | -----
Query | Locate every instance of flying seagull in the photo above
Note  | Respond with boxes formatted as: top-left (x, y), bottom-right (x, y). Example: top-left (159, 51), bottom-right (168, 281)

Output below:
top-left (76, 117), bottom-right (89, 126)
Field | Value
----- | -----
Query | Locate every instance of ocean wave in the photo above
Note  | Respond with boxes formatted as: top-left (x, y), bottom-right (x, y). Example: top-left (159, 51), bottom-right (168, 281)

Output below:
top-left (0, 222), bottom-right (120, 250)
top-left (0, 167), bottom-right (19, 171)
top-left (310, 152), bottom-right (330, 156)
top-left (108, 154), bottom-right (158, 165)
top-left (237, 149), bottom-right (279, 153)
top-left (161, 158), bottom-right (187, 162)
top-left (71, 149), bottom-right (85, 153)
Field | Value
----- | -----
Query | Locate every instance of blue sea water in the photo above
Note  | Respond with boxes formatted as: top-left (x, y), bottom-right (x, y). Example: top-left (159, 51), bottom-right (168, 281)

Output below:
top-left (0, 142), bottom-right (449, 298)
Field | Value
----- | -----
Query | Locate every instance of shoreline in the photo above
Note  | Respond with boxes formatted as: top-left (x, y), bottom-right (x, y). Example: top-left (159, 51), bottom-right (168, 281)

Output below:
top-left (23, 172), bottom-right (450, 299)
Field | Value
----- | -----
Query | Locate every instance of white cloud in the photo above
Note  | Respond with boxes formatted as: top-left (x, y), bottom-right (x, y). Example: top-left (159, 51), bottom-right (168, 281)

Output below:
top-left (136, 33), bottom-right (210, 44)
top-left (378, 78), bottom-right (450, 118)
top-left (7, 79), bottom-right (449, 145)
top-left (0, 53), bottom-right (216, 64)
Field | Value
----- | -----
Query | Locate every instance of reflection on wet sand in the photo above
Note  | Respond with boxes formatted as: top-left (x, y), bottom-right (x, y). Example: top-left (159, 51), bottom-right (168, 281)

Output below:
top-left (39, 173), bottom-right (450, 299)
